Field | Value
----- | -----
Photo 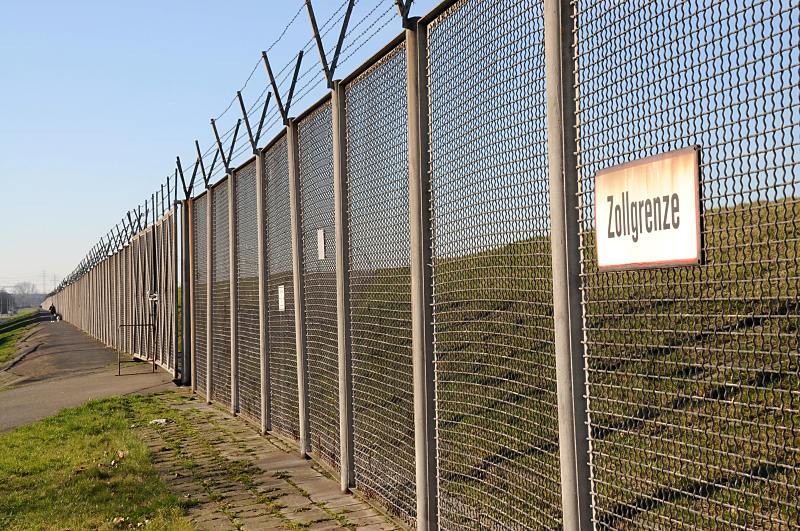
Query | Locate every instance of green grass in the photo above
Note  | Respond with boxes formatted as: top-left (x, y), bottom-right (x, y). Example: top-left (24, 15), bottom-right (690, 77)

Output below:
top-left (336, 197), bottom-right (799, 528)
top-left (0, 394), bottom-right (194, 530)
top-left (0, 327), bottom-right (31, 365)
top-left (0, 311), bottom-right (40, 364)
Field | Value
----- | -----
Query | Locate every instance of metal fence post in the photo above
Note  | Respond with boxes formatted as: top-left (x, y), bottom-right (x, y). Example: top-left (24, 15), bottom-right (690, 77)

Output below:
top-left (406, 17), bottom-right (438, 531)
top-left (182, 199), bottom-right (193, 386)
top-left (229, 173), bottom-right (238, 414)
top-left (543, 1), bottom-right (593, 529)
top-left (332, 79), bottom-right (354, 492)
top-left (288, 118), bottom-right (311, 457)
top-left (206, 186), bottom-right (214, 404)
top-left (254, 150), bottom-right (271, 434)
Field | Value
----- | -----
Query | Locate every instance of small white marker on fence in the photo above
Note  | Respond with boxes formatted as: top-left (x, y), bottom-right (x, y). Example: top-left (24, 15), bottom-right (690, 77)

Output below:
top-left (317, 228), bottom-right (325, 260)
top-left (278, 285), bottom-right (285, 312)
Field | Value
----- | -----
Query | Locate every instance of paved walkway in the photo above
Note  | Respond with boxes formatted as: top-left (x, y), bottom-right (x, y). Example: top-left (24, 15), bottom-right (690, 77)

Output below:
top-left (0, 321), bottom-right (174, 431)
top-left (145, 393), bottom-right (398, 530)
top-left (0, 320), bottom-right (400, 529)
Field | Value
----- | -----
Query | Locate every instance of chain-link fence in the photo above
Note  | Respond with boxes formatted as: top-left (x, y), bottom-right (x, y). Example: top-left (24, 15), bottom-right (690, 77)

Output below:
top-left (344, 40), bottom-right (417, 526)
top-left (43, 1), bottom-right (799, 528)
top-left (298, 101), bottom-right (341, 469)
top-left (427, 1), bottom-right (561, 528)
top-left (211, 180), bottom-right (232, 407)
top-left (235, 159), bottom-right (262, 423)
top-left (265, 135), bottom-right (300, 440)
top-left (193, 193), bottom-right (209, 397)
top-left (44, 208), bottom-right (179, 376)
top-left (575, 1), bottom-right (799, 529)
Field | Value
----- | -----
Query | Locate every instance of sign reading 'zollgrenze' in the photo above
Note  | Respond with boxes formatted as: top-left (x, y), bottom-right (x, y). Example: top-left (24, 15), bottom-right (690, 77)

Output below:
top-left (595, 147), bottom-right (702, 271)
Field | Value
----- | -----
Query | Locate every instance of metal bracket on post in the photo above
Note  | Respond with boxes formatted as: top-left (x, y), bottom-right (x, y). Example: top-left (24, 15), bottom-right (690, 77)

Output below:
top-left (254, 148), bottom-right (271, 434)
top-left (237, 90), bottom-right (273, 154)
top-left (287, 118), bottom-right (310, 457)
top-left (262, 51), bottom-right (303, 126)
top-left (543, 0), bottom-right (593, 529)
top-left (211, 119), bottom-right (241, 178)
top-left (394, 0), bottom-right (413, 28)
top-left (304, 0), bottom-right (354, 88)
top-left (406, 17), bottom-right (438, 531)
top-left (195, 140), bottom-right (212, 189)
top-left (332, 79), bottom-right (354, 492)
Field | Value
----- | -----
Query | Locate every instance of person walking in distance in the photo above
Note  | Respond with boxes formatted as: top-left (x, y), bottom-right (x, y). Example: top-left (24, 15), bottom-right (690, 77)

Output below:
top-left (48, 303), bottom-right (57, 321)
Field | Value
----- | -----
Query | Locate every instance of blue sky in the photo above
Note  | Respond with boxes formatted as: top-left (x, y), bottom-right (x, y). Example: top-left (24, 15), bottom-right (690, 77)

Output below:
top-left (0, 0), bottom-right (436, 292)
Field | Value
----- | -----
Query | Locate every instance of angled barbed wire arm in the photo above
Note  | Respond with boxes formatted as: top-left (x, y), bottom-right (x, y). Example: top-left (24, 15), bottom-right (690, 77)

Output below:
top-left (114, 223), bottom-right (125, 251)
top-left (139, 204), bottom-right (146, 232)
top-left (394, 0), bottom-right (413, 28)
top-left (194, 140), bottom-right (211, 189)
top-left (211, 118), bottom-right (231, 175)
top-left (284, 51), bottom-right (304, 115)
top-left (189, 158), bottom-right (199, 197)
top-left (207, 149), bottom-right (220, 184)
top-left (237, 91), bottom-right (258, 153)
top-left (254, 92), bottom-right (272, 146)
top-left (177, 157), bottom-right (188, 197)
top-left (127, 210), bottom-right (136, 237)
top-left (226, 119), bottom-right (242, 170)
top-left (173, 169), bottom-right (179, 204)
top-left (327, 0), bottom-right (354, 83)
top-left (304, 0), bottom-right (355, 86)
top-left (262, 51), bottom-right (289, 124)
top-left (304, 0), bottom-right (331, 84)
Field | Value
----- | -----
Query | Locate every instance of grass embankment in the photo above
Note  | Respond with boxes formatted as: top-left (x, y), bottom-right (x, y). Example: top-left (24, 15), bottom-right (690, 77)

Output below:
top-left (0, 394), bottom-right (194, 530)
top-left (340, 198), bottom-right (799, 528)
top-left (0, 308), bottom-right (39, 364)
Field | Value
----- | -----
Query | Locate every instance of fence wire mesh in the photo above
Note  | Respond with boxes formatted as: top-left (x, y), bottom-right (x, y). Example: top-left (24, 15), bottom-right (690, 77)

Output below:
top-left (235, 161), bottom-right (262, 423)
top-left (41, 1), bottom-right (800, 527)
top-left (122, 245), bottom-right (130, 354)
top-left (212, 180), bottom-right (232, 407)
top-left (266, 136), bottom-right (300, 440)
top-left (344, 42), bottom-right (416, 525)
top-left (575, 1), bottom-right (800, 529)
top-left (193, 195), bottom-right (209, 396)
top-left (298, 102), bottom-right (340, 468)
top-left (427, 0), bottom-right (562, 528)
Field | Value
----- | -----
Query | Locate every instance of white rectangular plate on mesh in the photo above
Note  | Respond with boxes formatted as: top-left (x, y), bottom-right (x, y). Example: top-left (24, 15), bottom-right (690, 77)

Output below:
top-left (595, 147), bottom-right (701, 271)
top-left (317, 229), bottom-right (326, 260)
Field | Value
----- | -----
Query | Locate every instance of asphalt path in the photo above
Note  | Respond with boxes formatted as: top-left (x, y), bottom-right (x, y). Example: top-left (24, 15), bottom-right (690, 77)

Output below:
top-left (0, 321), bottom-right (175, 432)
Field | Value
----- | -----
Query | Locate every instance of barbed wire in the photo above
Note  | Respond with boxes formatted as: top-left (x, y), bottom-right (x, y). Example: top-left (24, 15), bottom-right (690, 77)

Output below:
top-left (53, 0), bottom-right (409, 292)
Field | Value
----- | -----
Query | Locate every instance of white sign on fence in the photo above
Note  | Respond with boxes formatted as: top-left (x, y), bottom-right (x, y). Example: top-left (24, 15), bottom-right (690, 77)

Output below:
top-left (278, 285), bottom-right (285, 312)
top-left (595, 147), bottom-right (701, 271)
top-left (317, 229), bottom-right (326, 260)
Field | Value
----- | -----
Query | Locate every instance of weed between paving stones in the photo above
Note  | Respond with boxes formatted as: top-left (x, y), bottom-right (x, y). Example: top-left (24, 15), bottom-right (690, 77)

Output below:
top-left (145, 393), bottom-right (370, 530)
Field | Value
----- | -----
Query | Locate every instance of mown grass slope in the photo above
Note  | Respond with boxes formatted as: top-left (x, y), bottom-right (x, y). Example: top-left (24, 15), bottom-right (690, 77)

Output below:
top-left (346, 197), bottom-right (798, 529)
top-left (0, 395), bottom-right (193, 530)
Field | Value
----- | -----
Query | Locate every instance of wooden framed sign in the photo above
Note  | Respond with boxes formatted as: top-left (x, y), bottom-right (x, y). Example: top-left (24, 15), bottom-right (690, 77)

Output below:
top-left (595, 147), bottom-right (702, 271)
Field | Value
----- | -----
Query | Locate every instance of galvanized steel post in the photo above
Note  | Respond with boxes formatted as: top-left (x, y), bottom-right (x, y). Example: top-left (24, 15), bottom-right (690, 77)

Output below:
top-left (543, 0), bottom-right (593, 529)
top-left (332, 79), bottom-right (354, 492)
top-left (288, 118), bottom-right (311, 457)
top-left (229, 173), bottom-right (239, 414)
top-left (406, 17), bottom-right (439, 531)
top-left (254, 151), bottom-right (271, 434)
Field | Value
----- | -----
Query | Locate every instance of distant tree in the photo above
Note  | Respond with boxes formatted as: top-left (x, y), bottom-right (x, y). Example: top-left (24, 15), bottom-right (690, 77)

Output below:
top-left (13, 282), bottom-right (38, 308)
